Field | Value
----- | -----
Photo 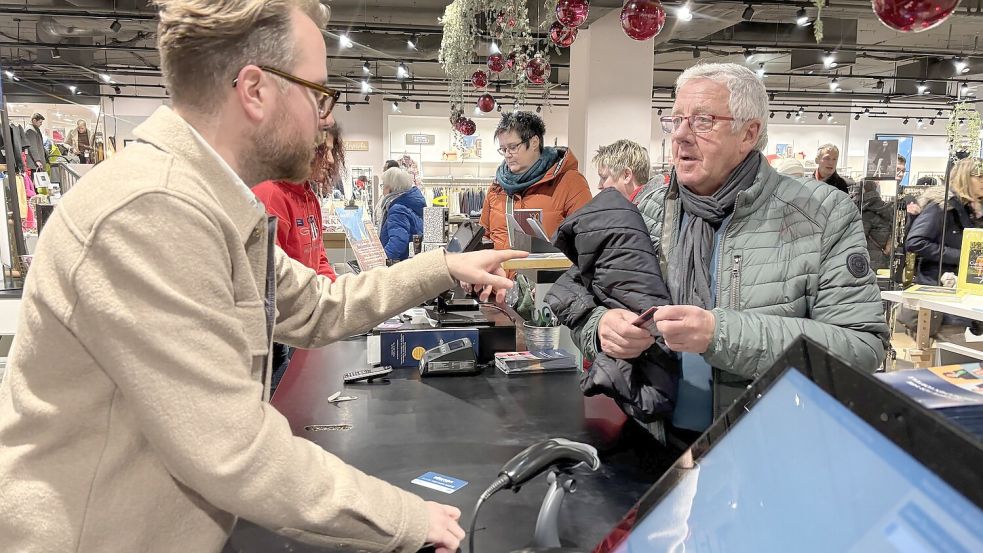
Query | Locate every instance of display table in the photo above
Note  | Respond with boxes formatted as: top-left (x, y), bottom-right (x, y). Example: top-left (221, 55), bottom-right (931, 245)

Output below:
top-left (224, 337), bottom-right (663, 552)
top-left (881, 290), bottom-right (983, 366)
top-left (502, 254), bottom-right (573, 271)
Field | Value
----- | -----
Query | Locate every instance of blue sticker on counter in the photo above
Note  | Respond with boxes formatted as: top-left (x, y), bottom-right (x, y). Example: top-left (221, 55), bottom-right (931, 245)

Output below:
top-left (411, 472), bottom-right (469, 494)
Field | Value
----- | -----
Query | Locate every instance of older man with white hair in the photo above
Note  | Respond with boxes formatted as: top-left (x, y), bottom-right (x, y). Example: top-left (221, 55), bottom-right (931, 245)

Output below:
top-left (570, 62), bottom-right (888, 445)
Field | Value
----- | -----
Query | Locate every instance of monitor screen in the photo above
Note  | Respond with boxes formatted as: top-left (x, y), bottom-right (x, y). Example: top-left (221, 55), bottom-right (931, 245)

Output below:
top-left (446, 221), bottom-right (484, 254)
top-left (604, 369), bottom-right (983, 553)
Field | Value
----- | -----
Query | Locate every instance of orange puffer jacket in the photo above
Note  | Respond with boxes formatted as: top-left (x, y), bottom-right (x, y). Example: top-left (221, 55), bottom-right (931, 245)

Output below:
top-left (479, 147), bottom-right (592, 250)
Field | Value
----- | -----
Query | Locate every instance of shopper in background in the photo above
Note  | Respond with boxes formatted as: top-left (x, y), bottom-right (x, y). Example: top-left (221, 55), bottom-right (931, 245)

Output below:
top-left (906, 157), bottom-right (983, 285)
top-left (384, 159), bottom-right (400, 171)
top-left (25, 113), bottom-right (46, 171)
top-left (593, 139), bottom-right (655, 201)
top-left (253, 125), bottom-right (343, 393)
top-left (897, 154), bottom-right (908, 183)
top-left (378, 167), bottom-right (425, 261)
top-left (814, 144), bottom-right (850, 194)
top-left (569, 62), bottom-right (888, 450)
top-left (855, 178), bottom-right (895, 270)
top-left (480, 111), bottom-right (591, 249)
top-left (67, 119), bottom-right (93, 163)
top-left (0, 2), bottom-right (526, 552)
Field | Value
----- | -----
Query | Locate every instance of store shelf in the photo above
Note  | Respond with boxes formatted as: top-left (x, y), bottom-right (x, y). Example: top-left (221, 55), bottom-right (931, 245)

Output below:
top-left (936, 340), bottom-right (983, 362)
top-left (881, 290), bottom-right (983, 323)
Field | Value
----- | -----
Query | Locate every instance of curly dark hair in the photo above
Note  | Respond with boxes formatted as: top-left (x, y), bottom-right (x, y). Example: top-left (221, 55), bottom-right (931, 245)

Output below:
top-left (310, 124), bottom-right (345, 194)
top-left (495, 111), bottom-right (546, 153)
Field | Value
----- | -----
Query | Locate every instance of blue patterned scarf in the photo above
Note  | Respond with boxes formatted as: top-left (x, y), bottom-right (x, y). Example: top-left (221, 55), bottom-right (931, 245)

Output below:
top-left (496, 146), bottom-right (562, 196)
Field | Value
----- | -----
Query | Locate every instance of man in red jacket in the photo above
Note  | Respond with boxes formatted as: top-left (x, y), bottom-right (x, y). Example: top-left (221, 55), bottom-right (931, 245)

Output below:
top-left (253, 125), bottom-right (344, 389)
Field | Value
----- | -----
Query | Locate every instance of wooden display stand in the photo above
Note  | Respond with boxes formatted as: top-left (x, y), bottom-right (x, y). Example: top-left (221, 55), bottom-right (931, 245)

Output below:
top-left (882, 290), bottom-right (983, 368)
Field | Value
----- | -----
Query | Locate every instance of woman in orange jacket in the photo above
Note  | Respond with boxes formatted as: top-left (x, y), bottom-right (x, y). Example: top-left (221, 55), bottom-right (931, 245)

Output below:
top-left (480, 111), bottom-right (591, 249)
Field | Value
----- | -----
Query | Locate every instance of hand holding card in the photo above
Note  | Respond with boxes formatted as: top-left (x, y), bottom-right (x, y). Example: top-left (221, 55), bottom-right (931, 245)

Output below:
top-left (631, 306), bottom-right (662, 337)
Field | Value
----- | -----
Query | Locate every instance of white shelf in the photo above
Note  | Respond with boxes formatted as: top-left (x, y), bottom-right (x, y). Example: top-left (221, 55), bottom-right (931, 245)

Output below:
top-left (881, 290), bottom-right (983, 323)
top-left (936, 340), bottom-right (983, 362)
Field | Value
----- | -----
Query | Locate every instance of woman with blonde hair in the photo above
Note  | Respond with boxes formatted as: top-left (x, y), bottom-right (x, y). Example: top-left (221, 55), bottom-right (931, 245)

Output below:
top-left (905, 157), bottom-right (983, 286)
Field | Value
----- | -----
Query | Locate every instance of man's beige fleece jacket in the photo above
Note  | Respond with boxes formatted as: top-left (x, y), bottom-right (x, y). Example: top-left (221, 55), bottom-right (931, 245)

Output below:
top-left (0, 107), bottom-right (456, 552)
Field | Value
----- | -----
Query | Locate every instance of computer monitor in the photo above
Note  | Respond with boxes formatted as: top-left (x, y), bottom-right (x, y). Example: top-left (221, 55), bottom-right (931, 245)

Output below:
top-left (594, 338), bottom-right (983, 553)
top-left (446, 220), bottom-right (485, 254)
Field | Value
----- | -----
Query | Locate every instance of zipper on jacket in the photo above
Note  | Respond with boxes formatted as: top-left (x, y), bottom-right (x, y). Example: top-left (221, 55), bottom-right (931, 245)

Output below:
top-left (730, 255), bottom-right (743, 310)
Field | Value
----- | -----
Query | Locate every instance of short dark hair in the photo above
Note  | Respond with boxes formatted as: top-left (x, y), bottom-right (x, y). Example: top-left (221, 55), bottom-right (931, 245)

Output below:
top-left (897, 155), bottom-right (907, 164)
top-left (495, 111), bottom-right (546, 153)
top-left (383, 159), bottom-right (399, 171)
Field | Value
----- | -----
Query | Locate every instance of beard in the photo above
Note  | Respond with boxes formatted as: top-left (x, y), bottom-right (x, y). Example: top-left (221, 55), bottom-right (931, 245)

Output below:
top-left (241, 107), bottom-right (314, 186)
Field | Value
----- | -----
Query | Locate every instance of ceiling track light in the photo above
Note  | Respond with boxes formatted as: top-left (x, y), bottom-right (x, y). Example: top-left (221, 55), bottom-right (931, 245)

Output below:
top-left (854, 113), bottom-right (861, 120)
top-left (864, 107), bottom-right (871, 113)
top-left (757, 63), bottom-right (766, 78)
top-left (917, 81), bottom-right (928, 94)
top-left (786, 112), bottom-right (792, 119)
top-left (796, 7), bottom-right (808, 25)
top-left (929, 118), bottom-right (935, 125)
top-left (396, 62), bottom-right (409, 79)
top-left (954, 57), bottom-right (969, 74)
top-left (677, 4), bottom-right (693, 22)
top-left (536, 105), bottom-right (542, 113)
top-left (407, 34), bottom-right (418, 49)
top-left (110, 19), bottom-right (121, 33)
top-left (902, 117), bottom-right (909, 125)
top-left (340, 33), bottom-right (354, 48)
top-left (744, 48), bottom-right (754, 63)
top-left (875, 79), bottom-right (884, 90)
top-left (769, 112), bottom-right (775, 119)
top-left (826, 113), bottom-right (833, 121)
top-left (362, 61), bottom-right (370, 73)
top-left (52, 47), bottom-right (61, 59)
top-left (345, 103), bottom-right (351, 112)
top-left (823, 52), bottom-right (835, 69)
top-left (415, 101), bottom-right (421, 109)
top-left (692, 47), bottom-right (701, 59)
top-left (742, 4), bottom-right (755, 20)
top-left (829, 77), bottom-right (839, 91)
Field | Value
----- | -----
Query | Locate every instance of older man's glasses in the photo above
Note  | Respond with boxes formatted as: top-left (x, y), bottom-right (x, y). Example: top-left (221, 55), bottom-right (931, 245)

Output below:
top-left (233, 66), bottom-right (341, 118)
top-left (497, 139), bottom-right (530, 156)
top-left (660, 114), bottom-right (736, 134)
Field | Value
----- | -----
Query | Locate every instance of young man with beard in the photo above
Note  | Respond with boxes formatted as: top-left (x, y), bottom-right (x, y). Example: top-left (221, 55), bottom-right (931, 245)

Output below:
top-left (0, 2), bottom-right (524, 552)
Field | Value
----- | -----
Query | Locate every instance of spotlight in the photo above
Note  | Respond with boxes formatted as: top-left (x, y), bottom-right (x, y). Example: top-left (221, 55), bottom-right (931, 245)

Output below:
top-left (113, 85), bottom-right (121, 95)
top-left (854, 113), bottom-right (860, 120)
top-left (797, 107), bottom-right (804, 116)
top-left (692, 47), bottom-right (701, 59)
top-left (415, 101), bottom-right (421, 110)
top-left (490, 41), bottom-right (501, 55)
top-left (818, 112), bottom-right (823, 120)
top-left (769, 112), bottom-right (775, 119)
top-left (658, 108), bottom-right (663, 115)
top-left (822, 52), bottom-right (835, 68)
top-left (536, 105), bottom-right (542, 113)
top-left (917, 81), bottom-right (927, 94)
top-left (960, 82), bottom-right (969, 95)
top-left (52, 47), bottom-right (61, 59)
top-left (795, 114), bottom-right (802, 121)
top-left (110, 19), bottom-right (121, 33)
top-left (916, 118), bottom-right (924, 127)
top-left (937, 109), bottom-right (943, 116)
top-left (392, 101), bottom-right (399, 112)
top-left (864, 107), bottom-right (870, 113)
top-left (99, 73), bottom-right (111, 83)
top-left (363, 94), bottom-right (370, 102)
top-left (757, 63), bottom-right (765, 78)
top-left (744, 48), bottom-right (754, 63)
top-left (3, 70), bottom-right (14, 78)
top-left (796, 7), bottom-right (808, 25)
top-left (345, 103), bottom-right (351, 112)
top-left (360, 80), bottom-right (371, 94)
top-left (362, 61), bottom-right (370, 73)
top-left (496, 104), bottom-right (502, 112)
top-left (929, 118), bottom-right (935, 125)
top-left (954, 58), bottom-right (969, 73)
top-left (69, 85), bottom-right (77, 93)
top-left (826, 113), bottom-right (833, 122)
top-left (769, 92), bottom-right (776, 101)
top-left (786, 112), bottom-right (792, 119)
top-left (396, 62), bottom-right (409, 79)
top-left (902, 117), bottom-right (909, 125)
top-left (875, 79), bottom-right (884, 89)
top-left (742, 4), bottom-right (755, 20)
top-left (407, 34), bottom-right (418, 50)
top-left (677, 4), bottom-right (693, 22)
top-left (340, 33), bottom-right (354, 48)
top-left (829, 77), bottom-right (838, 91)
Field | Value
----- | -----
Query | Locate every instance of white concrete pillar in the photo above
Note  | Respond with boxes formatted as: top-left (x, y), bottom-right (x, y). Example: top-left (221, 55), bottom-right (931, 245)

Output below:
top-left (568, 8), bottom-right (655, 193)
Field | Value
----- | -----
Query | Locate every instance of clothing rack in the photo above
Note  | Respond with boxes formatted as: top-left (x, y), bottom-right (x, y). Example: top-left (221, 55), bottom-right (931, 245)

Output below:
top-left (421, 184), bottom-right (487, 218)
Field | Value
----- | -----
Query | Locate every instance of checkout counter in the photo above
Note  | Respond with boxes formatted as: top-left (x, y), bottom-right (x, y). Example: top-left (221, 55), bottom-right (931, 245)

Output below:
top-left (224, 305), bottom-right (665, 552)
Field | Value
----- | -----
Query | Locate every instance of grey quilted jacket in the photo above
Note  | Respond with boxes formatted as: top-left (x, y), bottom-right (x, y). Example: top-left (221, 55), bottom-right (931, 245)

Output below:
top-left (571, 160), bottom-right (890, 418)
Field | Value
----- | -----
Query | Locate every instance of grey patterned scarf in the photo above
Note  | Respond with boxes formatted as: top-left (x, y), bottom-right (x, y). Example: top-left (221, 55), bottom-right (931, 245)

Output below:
top-left (667, 151), bottom-right (762, 309)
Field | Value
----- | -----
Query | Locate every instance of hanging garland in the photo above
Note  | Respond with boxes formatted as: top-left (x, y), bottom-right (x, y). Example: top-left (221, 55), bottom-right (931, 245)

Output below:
top-left (947, 103), bottom-right (982, 157)
top-left (439, 0), bottom-right (550, 132)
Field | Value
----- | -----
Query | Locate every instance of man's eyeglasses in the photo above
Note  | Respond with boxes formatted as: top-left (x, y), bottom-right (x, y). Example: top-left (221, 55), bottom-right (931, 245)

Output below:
top-left (497, 139), bottom-right (530, 156)
top-left (233, 65), bottom-right (341, 118)
top-left (660, 114), bottom-right (736, 134)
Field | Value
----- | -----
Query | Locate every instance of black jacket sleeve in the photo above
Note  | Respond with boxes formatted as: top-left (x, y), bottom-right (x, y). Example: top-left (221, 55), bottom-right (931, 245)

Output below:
top-left (905, 203), bottom-right (961, 266)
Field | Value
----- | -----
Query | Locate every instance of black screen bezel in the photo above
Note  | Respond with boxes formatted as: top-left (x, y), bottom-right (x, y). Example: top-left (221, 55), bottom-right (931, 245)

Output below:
top-left (592, 336), bottom-right (983, 552)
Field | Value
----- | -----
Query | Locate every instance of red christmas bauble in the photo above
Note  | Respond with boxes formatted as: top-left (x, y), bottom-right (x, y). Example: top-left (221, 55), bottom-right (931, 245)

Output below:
top-left (549, 21), bottom-right (578, 47)
top-left (871, 0), bottom-right (958, 32)
top-left (471, 70), bottom-right (488, 89)
top-left (556, 0), bottom-right (590, 28)
top-left (459, 118), bottom-right (477, 136)
top-left (525, 55), bottom-right (551, 85)
top-left (620, 0), bottom-right (666, 41)
top-left (487, 53), bottom-right (505, 73)
top-left (477, 93), bottom-right (496, 113)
